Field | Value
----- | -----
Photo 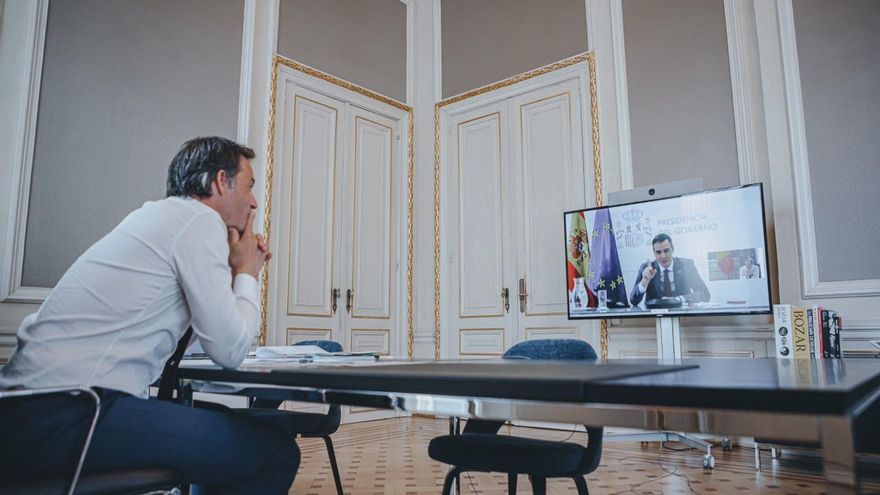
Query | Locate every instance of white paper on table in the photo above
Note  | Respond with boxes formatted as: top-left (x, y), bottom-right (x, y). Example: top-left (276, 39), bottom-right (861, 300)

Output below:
top-left (254, 345), bottom-right (329, 359)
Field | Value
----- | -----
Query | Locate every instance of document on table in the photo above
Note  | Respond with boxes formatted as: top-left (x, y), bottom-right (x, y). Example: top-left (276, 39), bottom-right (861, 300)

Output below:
top-left (253, 345), bottom-right (329, 359)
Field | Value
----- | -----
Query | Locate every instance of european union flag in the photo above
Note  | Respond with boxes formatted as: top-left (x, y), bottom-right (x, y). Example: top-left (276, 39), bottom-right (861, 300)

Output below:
top-left (587, 207), bottom-right (629, 308)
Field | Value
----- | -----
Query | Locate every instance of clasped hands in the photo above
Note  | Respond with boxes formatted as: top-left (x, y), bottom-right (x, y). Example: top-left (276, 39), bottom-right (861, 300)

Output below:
top-left (228, 211), bottom-right (272, 278)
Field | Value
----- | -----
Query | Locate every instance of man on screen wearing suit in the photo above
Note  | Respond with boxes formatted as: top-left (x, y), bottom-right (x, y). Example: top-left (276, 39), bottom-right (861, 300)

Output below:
top-left (629, 233), bottom-right (710, 306)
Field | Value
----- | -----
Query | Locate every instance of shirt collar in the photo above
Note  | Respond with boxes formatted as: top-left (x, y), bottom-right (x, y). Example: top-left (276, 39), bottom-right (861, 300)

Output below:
top-left (658, 258), bottom-right (674, 272)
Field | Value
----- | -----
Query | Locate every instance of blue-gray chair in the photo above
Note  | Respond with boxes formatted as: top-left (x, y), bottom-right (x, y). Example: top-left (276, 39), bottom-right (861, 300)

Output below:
top-left (428, 339), bottom-right (603, 495)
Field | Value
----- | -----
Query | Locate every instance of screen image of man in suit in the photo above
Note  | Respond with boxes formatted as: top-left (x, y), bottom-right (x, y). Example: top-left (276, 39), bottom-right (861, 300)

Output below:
top-left (629, 233), bottom-right (710, 306)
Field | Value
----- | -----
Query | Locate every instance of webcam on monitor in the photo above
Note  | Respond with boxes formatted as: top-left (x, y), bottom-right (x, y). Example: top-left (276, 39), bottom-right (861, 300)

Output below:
top-left (608, 178), bottom-right (703, 205)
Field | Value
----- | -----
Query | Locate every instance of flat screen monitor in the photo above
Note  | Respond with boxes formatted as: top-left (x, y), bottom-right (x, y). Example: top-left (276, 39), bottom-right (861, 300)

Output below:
top-left (564, 183), bottom-right (772, 319)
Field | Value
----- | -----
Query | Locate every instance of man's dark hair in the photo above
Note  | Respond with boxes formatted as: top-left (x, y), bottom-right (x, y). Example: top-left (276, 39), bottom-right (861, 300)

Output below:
top-left (652, 233), bottom-right (673, 248)
top-left (166, 136), bottom-right (255, 198)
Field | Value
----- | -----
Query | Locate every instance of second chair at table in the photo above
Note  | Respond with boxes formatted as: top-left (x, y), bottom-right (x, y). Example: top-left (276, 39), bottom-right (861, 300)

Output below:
top-left (428, 339), bottom-right (604, 495)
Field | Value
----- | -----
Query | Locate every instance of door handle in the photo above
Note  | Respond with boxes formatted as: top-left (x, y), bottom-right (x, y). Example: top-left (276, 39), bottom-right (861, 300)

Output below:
top-left (346, 289), bottom-right (354, 314)
top-left (331, 288), bottom-right (340, 314)
top-left (501, 288), bottom-right (510, 313)
top-left (518, 278), bottom-right (528, 314)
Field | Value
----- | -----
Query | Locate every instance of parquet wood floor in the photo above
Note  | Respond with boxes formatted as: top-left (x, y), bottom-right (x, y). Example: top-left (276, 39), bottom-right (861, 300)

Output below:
top-left (290, 417), bottom-right (879, 494)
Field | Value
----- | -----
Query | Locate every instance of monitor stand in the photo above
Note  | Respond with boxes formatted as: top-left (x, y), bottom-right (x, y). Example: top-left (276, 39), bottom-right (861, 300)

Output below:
top-left (603, 316), bottom-right (716, 469)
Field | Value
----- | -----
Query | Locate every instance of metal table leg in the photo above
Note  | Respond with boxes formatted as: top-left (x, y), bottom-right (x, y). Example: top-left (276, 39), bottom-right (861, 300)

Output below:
top-left (821, 416), bottom-right (859, 494)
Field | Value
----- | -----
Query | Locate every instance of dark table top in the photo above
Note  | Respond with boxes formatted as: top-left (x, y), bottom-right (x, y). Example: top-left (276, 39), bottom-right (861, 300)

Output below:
top-left (179, 357), bottom-right (880, 415)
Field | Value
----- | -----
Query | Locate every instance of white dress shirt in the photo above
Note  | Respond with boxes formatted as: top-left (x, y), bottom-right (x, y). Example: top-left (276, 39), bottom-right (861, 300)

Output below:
top-left (0, 197), bottom-right (259, 398)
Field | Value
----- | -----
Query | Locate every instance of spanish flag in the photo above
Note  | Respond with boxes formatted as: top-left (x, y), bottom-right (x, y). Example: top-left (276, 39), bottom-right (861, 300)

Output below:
top-left (567, 212), bottom-right (596, 306)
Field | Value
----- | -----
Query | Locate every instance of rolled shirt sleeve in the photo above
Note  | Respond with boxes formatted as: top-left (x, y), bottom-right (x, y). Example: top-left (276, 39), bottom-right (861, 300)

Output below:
top-left (172, 212), bottom-right (258, 369)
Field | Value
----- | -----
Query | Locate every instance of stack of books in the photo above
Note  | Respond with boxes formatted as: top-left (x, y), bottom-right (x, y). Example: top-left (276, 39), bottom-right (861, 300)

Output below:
top-left (773, 304), bottom-right (841, 359)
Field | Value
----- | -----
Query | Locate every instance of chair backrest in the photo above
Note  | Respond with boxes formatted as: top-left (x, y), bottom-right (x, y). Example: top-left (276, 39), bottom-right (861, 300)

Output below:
top-left (157, 326), bottom-right (194, 401)
top-left (296, 340), bottom-right (343, 353)
top-left (502, 339), bottom-right (597, 361)
top-left (504, 339), bottom-right (604, 473)
top-left (464, 339), bottom-right (597, 436)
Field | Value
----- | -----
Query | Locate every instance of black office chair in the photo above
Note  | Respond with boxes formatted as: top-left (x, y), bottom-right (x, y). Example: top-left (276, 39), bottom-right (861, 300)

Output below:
top-left (238, 339), bottom-right (345, 495)
top-left (428, 339), bottom-right (604, 495)
top-left (0, 386), bottom-right (182, 495)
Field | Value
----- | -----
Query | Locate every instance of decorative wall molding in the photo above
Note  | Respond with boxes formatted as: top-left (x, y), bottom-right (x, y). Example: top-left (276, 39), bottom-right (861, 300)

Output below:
top-left (237, 0), bottom-right (256, 145)
top-left (775, 0), bottom-right (880, 298)
top-left (265, 56), bottom-right (413, 356)
top-left (242, 0), bottom-right (278, 246)
top-left (0, 0), bottom-right (49, 303)
top-left (724, 0), bottom-right (762, 185)
top-left (584, 0), bottom-right (632, 194)
top-left (405, 0), bottom-right (414, 105)
top-left (436, 54), bottom-right (603, 358)
top-left (407, 0), bottom-right (441, 358)
top-left (432, 0), bottom-right (442, 101)
top-left (607, 0), bottom-right (633, 191)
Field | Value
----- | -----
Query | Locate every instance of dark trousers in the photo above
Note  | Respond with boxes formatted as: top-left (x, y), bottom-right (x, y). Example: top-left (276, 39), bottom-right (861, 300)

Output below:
top-left (1, 388), bottom-right (300, 494)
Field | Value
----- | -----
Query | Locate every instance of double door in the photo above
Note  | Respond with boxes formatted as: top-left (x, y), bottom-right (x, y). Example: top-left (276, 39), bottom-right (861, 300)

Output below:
top-left (444, 77), bottom-right (598, 357)
top-left (273, 83), bottom-right (402, 366)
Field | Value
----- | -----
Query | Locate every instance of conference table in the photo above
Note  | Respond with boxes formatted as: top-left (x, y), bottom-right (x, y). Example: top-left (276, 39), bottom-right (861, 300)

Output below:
top-left (177, 357), bottom-right (880, 494)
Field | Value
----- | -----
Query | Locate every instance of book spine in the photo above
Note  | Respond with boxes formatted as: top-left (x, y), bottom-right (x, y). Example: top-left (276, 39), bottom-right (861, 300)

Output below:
top-left (830, 311), bottom-right (841, 358)
top-left (807, 308), bottom-right (816, 358)
top-left (773, 304), bottom-right (793, 359)
top-left (814, 305), bottom-right (824, 358)
top-left (792, 307), bottom-right (809, 358)
top-left (822, 309), bottom-right (832, 358)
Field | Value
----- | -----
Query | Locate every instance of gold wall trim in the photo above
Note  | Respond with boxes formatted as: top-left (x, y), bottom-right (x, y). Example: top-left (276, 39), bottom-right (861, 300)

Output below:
top-left (433, 104), bottom-right (442, 359)
top-left (262, 55), bottom-right (414, 358)
top-left (433, 51), bottom-right (606, 359)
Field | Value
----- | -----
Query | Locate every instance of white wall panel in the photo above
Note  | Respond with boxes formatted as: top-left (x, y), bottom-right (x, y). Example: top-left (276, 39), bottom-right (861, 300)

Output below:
top-left (287, 95), bottom-right (340, 316)
top-left (350, 329), bottom-right (391, 355)
top-left (350, 115), bottom-right (393, 318)
top-left (458, 113), bottom-right (505, 317)
top-left (525, 327), bottom-right (579, 340)
top-left (286, 328), bottom-right (332, 345)
top-left (518, 91), bottom-right (577, 316)
top-left (459, 328), bottom-right (505, 356)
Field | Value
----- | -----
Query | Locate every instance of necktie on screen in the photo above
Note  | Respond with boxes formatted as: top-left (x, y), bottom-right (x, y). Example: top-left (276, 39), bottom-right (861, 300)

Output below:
top-left (663, 269), bottom-right (672, 297)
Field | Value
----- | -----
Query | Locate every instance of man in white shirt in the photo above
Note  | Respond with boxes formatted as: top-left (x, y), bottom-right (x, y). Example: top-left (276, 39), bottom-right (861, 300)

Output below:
top-left (0, 137), bottom-right (299, 494)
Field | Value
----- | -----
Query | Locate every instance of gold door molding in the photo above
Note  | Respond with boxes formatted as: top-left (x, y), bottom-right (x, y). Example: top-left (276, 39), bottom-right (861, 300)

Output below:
top-left (434, 52), bottom-right (607, 359)
top-left (264, 55), bottom-right (415, 358)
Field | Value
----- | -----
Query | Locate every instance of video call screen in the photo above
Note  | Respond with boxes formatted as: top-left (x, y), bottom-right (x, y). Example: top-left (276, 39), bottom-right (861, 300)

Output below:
top-left (564, 184), bottom-right (772, 319)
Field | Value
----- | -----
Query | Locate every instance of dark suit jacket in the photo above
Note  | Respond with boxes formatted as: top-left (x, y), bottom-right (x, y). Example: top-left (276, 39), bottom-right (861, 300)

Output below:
top-left (629, 257), bottom-right (710, 306)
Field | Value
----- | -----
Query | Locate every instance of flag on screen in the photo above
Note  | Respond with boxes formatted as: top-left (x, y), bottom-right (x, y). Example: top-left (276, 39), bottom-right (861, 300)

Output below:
top-left (567, 212), bottom-right (596, 306)
top-left (587, 207), bottom-right (629, 307)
